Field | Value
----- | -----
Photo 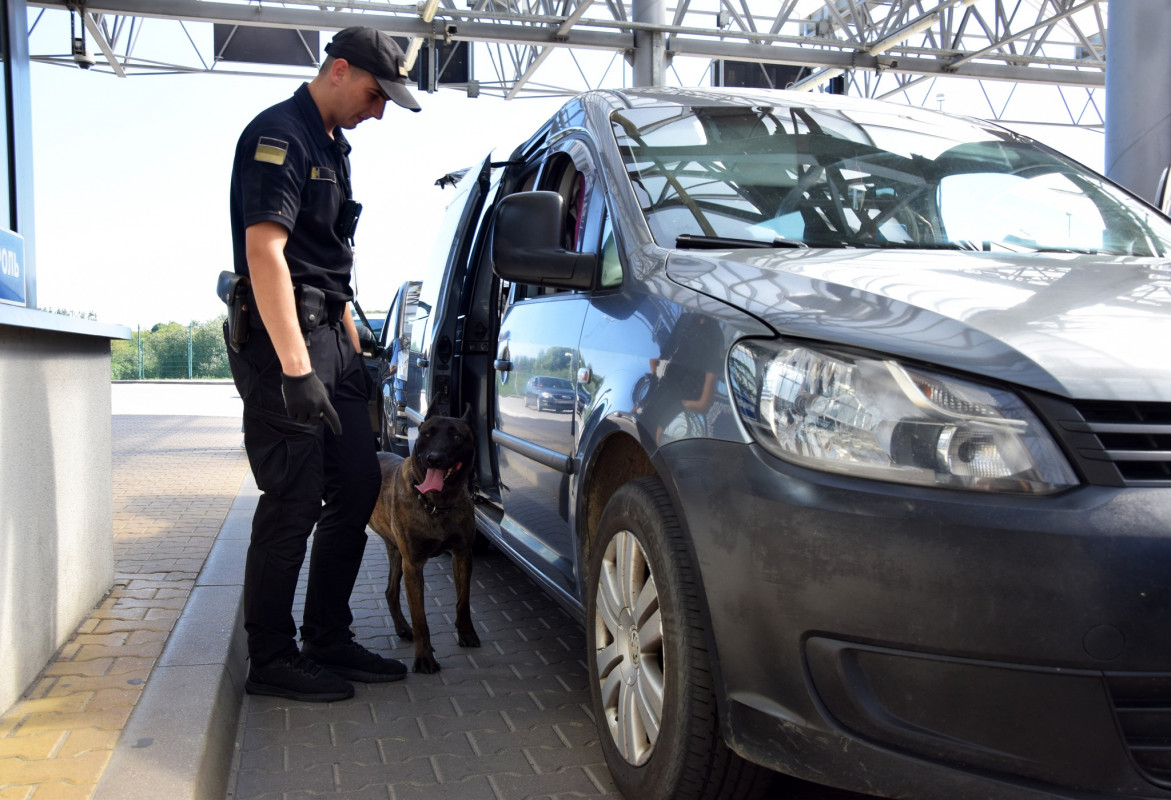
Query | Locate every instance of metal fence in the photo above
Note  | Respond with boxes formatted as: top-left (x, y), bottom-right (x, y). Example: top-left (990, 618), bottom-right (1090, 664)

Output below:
top-left (112, 316), bottom-right (230, 380)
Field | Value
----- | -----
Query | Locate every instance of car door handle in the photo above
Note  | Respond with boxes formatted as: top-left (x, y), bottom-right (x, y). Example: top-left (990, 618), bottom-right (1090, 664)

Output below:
top-left (493, 359), bottom-right (512, 372)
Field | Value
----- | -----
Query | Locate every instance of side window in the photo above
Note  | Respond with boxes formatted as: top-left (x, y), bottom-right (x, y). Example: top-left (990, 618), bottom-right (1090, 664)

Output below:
top-left (501, 138), bottom-right (619, 307)
top-left (408, 301), bottom-right (431, 355)
top-left (509, 144), bottom-right (597, 304)
top-left (380, 307), bottom-right (395, 347)
top-left (542, 153), bottom-right (586, 251)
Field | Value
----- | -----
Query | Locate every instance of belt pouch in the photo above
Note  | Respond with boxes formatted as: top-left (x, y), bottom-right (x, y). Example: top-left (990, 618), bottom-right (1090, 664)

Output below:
top-left (217, 270), bottom-right (251, 352)
top-left (294, 284), bottom-right (327, 332)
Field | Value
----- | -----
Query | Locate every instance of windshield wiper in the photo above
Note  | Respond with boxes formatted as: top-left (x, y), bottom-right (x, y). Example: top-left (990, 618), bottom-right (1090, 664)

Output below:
top-left (676, 234), bottom-right (809, 250)
top-left (855, 241), bottom-right (968, 250)
top-left (1028, 246), bottom-right (1102, 255)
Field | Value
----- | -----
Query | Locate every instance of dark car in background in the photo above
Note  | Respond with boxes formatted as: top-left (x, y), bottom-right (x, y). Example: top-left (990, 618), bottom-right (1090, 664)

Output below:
top-left (524, 375), bottom-right (578, 412)
top-left (380, 88), bottom-right (1171, 800)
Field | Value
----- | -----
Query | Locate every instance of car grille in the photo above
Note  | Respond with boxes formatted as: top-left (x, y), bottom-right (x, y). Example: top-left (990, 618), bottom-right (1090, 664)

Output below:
top-left (1030, 396), bottom-right (1171, 487)
top-left (1106, 673), bottom-right (1171, 788)
top-left (1072, 402), bottom-right (1171, 485)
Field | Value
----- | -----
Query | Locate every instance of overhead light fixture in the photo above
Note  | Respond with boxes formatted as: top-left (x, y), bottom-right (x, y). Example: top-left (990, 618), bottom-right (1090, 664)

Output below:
top-left (868, 11), bottom-right (941, 56)
top-left (70, 8), bottom-right (95, 69)
top-left (869, 0), bottom-right (978, 56)
top-left (788, 67), bottom-right (844, 92)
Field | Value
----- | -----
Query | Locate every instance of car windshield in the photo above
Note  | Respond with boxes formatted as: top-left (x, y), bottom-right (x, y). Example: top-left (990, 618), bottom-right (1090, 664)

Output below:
top-left (611, 102), bottom-right (1171, 256)
top-left (537, 378), bottom-right (573, 389)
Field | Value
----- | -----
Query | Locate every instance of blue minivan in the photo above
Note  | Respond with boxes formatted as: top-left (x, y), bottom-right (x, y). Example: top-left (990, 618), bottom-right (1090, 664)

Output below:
top-left (377, 88), bottom-right (1171, 800)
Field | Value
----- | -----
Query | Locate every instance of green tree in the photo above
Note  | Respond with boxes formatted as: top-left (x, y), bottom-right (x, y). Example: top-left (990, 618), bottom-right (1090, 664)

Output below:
top-left (106, 314), bottom-right (263, 380)
top-left (148, 322), bottom-right (191, 379)
top-left (111, 336), bottom-right (140, 380)
top-left (193, 316), bottom-right (231, 378)
top-left (534, 347), bottom-right (574, 375)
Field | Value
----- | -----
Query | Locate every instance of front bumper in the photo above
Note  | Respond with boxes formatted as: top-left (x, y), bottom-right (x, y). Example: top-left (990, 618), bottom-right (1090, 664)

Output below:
top-left (543, 394), bottom-right (576, 410)
top-left (660, 438), bottom-right (1171, 799)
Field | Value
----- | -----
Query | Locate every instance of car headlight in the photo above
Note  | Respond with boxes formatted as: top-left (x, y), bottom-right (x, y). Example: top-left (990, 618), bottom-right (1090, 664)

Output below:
top-left (728, 340), bottom-right (1077, 494)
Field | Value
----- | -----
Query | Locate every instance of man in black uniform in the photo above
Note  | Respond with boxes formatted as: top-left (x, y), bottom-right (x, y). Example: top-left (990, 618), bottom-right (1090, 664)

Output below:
top-left (226, 27), bottom-right (421, 702)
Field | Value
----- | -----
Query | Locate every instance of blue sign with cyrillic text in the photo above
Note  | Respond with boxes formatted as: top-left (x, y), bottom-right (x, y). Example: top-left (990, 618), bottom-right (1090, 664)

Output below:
top-left (0, 228), bottom-right (26, 307)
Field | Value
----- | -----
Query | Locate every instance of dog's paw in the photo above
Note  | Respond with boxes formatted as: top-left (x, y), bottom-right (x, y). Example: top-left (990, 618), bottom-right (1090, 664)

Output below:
top-left (458, 629), bottom-right (481, 648)
top-left (413, 656), bottom-right (441, 674)
top-left (396, 627), bottom-right (413, 642)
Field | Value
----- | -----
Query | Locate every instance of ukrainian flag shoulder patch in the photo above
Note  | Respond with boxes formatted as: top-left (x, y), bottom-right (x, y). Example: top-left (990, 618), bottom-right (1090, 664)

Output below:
top-left (254, 137), bottom-right (289, 165)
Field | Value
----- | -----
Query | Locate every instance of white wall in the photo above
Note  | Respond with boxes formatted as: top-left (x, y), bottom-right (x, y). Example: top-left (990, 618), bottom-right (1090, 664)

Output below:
top-left (0, 321), bottom-right (117, 713)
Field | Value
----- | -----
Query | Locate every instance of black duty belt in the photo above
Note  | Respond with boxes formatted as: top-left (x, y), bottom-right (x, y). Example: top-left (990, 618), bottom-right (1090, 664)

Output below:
top-left (247, 291), bottom-right (347, 330)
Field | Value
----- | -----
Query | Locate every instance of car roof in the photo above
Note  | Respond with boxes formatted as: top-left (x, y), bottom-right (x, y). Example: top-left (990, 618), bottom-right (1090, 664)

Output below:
top-left (525, 86), bottom-right (1005, 147)
top-left (596, 86), bottom-right (974, 118)
top-left (496, 86), bottom-right (1010, 186)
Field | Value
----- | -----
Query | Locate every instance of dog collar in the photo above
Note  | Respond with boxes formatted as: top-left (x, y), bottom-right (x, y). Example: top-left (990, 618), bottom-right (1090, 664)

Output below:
top-left (415, 489), bottom-right (460, 516)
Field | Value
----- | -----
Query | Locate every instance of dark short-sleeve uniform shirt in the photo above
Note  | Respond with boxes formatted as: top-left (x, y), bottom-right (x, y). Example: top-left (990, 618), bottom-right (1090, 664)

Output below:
top-left (230, 83), bottom-right (355, 303)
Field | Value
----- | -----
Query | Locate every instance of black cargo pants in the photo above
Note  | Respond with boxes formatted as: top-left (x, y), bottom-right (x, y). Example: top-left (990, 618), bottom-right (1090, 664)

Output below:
top-left (225, 315), bottom-right (381, 666)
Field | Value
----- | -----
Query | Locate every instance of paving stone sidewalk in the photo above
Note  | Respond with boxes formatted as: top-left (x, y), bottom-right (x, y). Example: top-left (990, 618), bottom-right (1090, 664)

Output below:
top-left (225, 541), bottom-right (863, 800)
top-left (0, 414), bottom-right (250, 800)
top-left (226, 527), bottom-right (623, 800)
top-left (0, 394), bottom-right (865, 800)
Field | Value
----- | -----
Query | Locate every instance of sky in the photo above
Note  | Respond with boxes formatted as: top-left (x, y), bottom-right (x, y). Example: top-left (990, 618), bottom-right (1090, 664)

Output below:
top-left (30, 59), bottom-right (565, 329)
top-left (27, 10), bottom-right (1106, 331)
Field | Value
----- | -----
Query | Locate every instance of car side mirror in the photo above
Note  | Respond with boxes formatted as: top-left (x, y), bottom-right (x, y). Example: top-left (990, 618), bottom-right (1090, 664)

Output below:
top-left (491, 191), bottom-right (599, 291)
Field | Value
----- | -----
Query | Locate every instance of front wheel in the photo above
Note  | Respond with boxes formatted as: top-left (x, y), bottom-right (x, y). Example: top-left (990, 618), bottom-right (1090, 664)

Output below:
top-left (586, 478), bottom-right (772, 800)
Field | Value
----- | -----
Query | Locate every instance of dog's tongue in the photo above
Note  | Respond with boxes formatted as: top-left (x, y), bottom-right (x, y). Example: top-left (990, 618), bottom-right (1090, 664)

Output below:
top-left (415, 468), bottom-right (447, 495)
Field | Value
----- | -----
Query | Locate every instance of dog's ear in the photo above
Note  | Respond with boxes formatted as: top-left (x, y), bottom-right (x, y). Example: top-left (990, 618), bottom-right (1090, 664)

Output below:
top-left (461, 403), bottom-right (474, 427)
top-left (424, 403), bottom-right (437, 422)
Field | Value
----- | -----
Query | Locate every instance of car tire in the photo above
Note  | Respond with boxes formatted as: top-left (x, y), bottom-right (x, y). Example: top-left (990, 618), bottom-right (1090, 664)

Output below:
top-left (380, 401), bottom-right (409, 457)
top-left (381, 409), bottom-right (395, 454)
top-left (537, 398), bottom-right (545, 412)
top-left (586, 478), bottom-right (772, 800)
top-left (378, 408), bottom-right (393, 452)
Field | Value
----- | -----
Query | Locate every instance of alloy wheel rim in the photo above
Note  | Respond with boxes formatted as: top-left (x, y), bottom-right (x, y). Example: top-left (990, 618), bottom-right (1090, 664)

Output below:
top-left (594, 529), bottom-right (665, 766)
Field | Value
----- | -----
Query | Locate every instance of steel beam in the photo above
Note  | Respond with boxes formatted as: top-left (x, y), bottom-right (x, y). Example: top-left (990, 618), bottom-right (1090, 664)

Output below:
top-left (28, 0), bottom-right (1108, 104)
top-left (32, 0), bottom-right (632, 48)
top-left (82, 12), bottom-right (126, 76)
top-left (667, 36), bottom-right (1103, 87)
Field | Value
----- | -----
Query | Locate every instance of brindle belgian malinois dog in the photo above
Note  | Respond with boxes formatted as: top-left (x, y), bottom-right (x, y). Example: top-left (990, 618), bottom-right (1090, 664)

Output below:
top-left (368, 406), bottom-right (480, 673)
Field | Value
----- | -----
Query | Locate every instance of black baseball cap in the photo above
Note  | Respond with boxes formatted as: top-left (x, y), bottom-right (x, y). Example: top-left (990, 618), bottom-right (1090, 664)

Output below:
top-left (325, 26), bottom-right (421, 112)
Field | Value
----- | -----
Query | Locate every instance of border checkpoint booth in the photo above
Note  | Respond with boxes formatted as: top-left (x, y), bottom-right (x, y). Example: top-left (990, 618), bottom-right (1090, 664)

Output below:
top-left (0, 0), bottom-right (131, 717)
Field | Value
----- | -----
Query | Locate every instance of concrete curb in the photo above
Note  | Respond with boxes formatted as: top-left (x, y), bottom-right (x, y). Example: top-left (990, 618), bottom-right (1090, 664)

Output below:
top-left (93, 473), bottom-right (257, 800)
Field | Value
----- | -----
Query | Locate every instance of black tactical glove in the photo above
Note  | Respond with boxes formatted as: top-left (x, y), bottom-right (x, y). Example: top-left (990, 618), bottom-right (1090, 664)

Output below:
top-left (281, 370), bottom-right (343, 435)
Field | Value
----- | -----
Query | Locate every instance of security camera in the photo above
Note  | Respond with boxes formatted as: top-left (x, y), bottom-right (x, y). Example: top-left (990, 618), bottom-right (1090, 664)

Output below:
top-left (71, 37), bottom-right (95, 69)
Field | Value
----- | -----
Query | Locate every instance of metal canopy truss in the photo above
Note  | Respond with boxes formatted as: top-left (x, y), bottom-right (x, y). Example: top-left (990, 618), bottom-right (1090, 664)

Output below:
top-left (28, 0), bottom-right (1107, 125)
